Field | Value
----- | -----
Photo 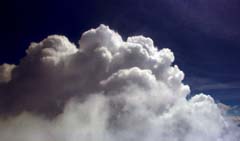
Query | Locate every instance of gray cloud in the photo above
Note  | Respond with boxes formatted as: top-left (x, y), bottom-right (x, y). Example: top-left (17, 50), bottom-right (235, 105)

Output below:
top-left (0, 64), bottom-right (15, 83)
top-left (0, 25), bottom-right (239, 141)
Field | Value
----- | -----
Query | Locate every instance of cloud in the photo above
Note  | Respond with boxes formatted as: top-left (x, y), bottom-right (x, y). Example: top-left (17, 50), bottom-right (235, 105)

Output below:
top-left (195, 81), bottom-right (240, 91)
top-left (0, 24), bottom-right (239, 141)
top-left (0, 63), bottom-right (15, 83)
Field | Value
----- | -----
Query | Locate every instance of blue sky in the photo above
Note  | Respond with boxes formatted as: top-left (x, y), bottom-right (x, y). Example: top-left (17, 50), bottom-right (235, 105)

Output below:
top-left (1, 0), bottom-right (240, 106)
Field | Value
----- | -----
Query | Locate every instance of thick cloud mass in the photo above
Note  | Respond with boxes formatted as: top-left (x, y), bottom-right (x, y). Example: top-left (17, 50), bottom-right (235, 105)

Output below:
top-left (0, 25), bottom-right (239, 141)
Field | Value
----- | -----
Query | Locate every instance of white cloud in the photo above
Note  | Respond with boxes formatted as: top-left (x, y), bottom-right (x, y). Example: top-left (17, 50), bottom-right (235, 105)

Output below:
top-left (0, 25), bottom-right (239, 141)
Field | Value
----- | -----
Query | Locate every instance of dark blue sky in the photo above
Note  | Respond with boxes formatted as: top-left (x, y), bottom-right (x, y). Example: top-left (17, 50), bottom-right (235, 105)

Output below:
top-left (1, 0), bottom-right (240, 105)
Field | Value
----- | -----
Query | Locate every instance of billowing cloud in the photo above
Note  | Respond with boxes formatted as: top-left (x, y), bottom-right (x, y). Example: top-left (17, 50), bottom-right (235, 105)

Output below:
top-left (0, 25), bottom-right (239, 141)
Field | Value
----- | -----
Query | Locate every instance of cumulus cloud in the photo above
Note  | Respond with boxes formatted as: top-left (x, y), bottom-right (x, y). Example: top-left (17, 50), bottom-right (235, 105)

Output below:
top-left (0, 64), bottom-right (15, 83)
top-left (0, 24), bottom-right (239, 141)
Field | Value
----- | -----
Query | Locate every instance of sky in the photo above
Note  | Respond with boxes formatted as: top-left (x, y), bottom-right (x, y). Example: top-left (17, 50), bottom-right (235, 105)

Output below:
top-left (1, 0), bottom-right (240, 107)
top-left (0, 1), bottom-right (240, 140)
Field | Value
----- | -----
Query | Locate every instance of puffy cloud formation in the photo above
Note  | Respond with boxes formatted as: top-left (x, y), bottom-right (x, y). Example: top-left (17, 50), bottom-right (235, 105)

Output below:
top-left (0, 25), bottom-right (239, 141)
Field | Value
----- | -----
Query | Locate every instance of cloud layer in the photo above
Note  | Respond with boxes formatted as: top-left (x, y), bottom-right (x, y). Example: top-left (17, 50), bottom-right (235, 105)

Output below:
top-left (0, 25), bottom-right (239, 141)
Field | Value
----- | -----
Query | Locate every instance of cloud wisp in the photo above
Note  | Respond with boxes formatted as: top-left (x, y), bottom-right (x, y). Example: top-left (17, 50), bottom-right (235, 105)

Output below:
top-left (0, 25), bottom-right (239, 141)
